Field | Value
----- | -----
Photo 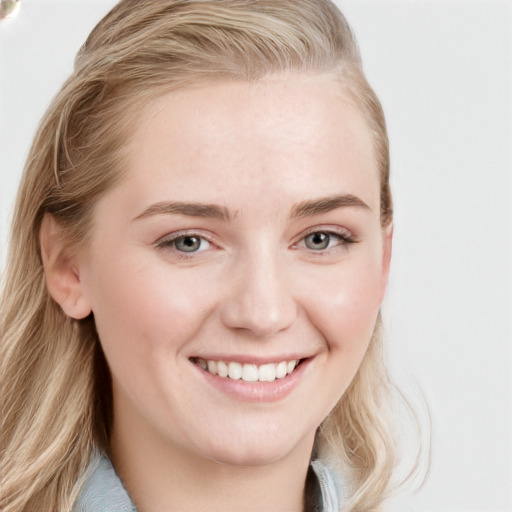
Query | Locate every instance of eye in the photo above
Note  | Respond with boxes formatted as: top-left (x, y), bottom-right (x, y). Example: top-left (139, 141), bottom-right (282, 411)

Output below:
top-left (174, 235), bottom-right (209, 253)
top-left (304, 232), bottom-right (333, 250)
top-left (295, 229), bottom-right (356, 253)
top-left (156, 233), bottom-right (211, 254)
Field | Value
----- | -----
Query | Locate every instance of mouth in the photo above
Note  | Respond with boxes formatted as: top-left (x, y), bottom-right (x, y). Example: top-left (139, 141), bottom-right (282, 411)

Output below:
top-left (190, 357), bottom-right (304, 383)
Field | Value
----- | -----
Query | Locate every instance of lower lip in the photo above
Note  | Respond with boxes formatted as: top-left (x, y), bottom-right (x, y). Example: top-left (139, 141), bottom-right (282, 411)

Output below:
top-left (193, 359), bottom-right (311, 403)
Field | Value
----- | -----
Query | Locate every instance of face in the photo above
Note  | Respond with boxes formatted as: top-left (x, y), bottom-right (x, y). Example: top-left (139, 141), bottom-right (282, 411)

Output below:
top-left (75, 74), bottom-right (391, 468)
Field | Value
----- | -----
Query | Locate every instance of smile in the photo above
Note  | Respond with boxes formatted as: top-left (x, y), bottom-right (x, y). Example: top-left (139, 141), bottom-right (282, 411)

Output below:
top-left (191, 358), bottom-right (300, 383)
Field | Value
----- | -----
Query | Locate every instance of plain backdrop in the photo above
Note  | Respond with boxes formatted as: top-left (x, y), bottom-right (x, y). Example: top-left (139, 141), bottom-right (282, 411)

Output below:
top-left (0, 1), bottom-right (511, 511)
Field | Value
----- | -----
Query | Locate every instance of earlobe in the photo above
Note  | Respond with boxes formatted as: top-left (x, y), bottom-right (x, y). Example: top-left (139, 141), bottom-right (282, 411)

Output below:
top-left (39, 214), bottom-right (92, 320)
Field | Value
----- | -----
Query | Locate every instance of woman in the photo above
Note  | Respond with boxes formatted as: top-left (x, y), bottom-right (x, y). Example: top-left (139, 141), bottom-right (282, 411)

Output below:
top-left (0, 1), bottom-right (414, 510)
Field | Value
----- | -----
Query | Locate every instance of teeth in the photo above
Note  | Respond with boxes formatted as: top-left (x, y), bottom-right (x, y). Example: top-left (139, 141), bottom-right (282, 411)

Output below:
top-left (207, 360), bottom-right (217, 375)
top-left (258, 363), bottom-right (276, 382)
top-left (275, 361), bottom-right (287, 379)
top-left (217, 360), bottom-right (229, 377)
top-left (287, 360), bottom-right (297, 374)
top-left (228, 361), bottom-right (242, 380)
top-left (242, 364), bottom-right (259, 382)
top-left (195, 358), bottom-right (300, 382)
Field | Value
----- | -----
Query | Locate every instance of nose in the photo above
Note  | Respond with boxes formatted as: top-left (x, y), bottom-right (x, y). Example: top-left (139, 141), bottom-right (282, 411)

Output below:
top-left (219, 248), bottom-right (297, 337)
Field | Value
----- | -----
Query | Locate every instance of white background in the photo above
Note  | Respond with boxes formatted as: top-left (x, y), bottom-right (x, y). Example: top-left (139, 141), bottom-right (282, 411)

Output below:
top-left (0, 1), bottom-right (511, 511)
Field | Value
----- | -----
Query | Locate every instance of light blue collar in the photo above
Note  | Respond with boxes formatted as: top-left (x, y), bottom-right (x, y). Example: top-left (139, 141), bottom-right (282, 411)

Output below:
top-left (72, 452), bottom-right (342, 512)
top-left (72, 453), bottom-right (136, 512)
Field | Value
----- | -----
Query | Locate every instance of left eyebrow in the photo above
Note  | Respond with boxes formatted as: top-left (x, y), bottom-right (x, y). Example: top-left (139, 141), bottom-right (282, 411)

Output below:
top-left (290, 194), bottom-right (371, 218)
top-left (132, 201), bottom-right (231, 222)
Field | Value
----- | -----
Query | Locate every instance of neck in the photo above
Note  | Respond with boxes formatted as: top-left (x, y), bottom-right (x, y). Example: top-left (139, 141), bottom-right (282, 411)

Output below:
top-left (110, 418), bottom-right (315, 512)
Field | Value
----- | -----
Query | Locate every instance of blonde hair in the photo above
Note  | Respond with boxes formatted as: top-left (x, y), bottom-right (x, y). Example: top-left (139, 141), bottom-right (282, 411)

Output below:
top-left (1, 1), bottom-right (402, 510)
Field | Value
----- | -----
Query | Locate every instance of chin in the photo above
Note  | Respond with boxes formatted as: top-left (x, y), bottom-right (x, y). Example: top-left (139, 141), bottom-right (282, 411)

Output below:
top-left (207, 444), bottom-right (289, 467)
top-left (194, 424), bottom-right (314, 468)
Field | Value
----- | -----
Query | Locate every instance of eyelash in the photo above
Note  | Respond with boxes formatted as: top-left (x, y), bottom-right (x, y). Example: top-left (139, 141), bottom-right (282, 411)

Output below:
top-left (155, 231), bottom-right (214, 258)
top-left (154, 227), bottom-right (357, 258)
top-left (293, 228), bottom-right (357, 254)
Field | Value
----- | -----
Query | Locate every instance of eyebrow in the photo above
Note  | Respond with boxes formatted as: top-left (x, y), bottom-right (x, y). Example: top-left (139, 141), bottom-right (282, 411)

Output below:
top-left (133, 194), bottom-right (370, 223)
top-left (290, 194), bottom-right (371, 218)
top-left (133, 201), bottom-right (231, 222)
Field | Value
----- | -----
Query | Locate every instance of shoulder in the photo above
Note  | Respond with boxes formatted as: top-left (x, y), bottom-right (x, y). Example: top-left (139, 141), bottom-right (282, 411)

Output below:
top-left (72, 452), bottom-right (137, 512)
top-left (311, 458), bottom-right (417, 512)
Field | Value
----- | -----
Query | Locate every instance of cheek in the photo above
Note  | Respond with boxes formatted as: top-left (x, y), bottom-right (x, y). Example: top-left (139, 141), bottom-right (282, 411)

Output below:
top-left (303, 258), bottom-right (384, 354)
top-left (85, 253), bottom-right (213, 365)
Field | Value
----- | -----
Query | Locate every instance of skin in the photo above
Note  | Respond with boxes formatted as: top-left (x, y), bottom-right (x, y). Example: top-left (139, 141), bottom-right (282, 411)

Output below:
top-left (42, 73), bottom-right (392, 511)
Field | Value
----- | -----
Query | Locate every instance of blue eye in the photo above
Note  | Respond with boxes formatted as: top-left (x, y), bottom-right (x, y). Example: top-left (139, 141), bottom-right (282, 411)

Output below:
top-left (300, 230), bottom-right (355, 252)
top-left (173, 235), bottom-right (210, 253)
top-left (156, 234), bottom-right (211, 254)
top-left (304, 232), bottom-right (331, 250)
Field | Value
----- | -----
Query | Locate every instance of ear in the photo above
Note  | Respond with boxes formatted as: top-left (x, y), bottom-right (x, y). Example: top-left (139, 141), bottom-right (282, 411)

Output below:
top-left (39, 214), bottom-right (92, 319)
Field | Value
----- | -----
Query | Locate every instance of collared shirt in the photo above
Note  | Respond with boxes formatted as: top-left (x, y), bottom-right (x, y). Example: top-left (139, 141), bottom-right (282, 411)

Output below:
top-left (72, 452), bottom-right (343, 512)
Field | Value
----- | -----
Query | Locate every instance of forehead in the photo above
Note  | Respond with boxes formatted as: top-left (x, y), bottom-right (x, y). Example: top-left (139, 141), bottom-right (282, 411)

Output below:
top-left (118, 74), bottom-right (380, 215)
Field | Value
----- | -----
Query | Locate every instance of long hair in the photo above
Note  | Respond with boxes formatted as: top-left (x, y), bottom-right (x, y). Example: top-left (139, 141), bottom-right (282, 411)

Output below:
top-left (1, 1), bottom-right (401, 510)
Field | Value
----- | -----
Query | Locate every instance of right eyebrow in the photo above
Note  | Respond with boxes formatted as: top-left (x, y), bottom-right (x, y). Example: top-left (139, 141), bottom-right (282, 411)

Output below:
top-left (132, 201), bottom-right (231, 222)
top-left (290, 194), bottom-right (371, 218)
